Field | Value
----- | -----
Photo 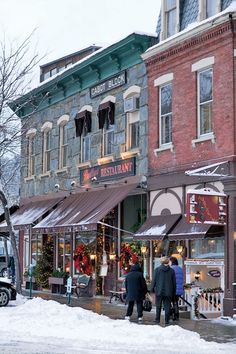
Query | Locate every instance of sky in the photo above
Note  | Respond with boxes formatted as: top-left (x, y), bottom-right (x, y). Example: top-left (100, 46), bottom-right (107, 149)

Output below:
top-left (0, 295), bottom-right (235, 353)
top-left (0, 0), bottom-right (161, 86)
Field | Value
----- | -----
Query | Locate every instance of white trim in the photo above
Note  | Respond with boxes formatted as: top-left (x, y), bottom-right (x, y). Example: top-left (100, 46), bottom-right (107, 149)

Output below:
top-left (55, 167), bottom-right (69, 174)
top-left (77, 161), bottom-right (92, 169)
top-left (234, 49), bottom-right (236, 57)
top-left (120, 148), bottom-right (140, 159)
top-left (97, 155), bottom-right (114, 165)
top-left (26, 128), bottom-right (37, 138)
top-left (192, 133), bottom-right (215, 147)
top-left (57, 114), bottom-right (69, 126)
top-left (154, 73), bottom-right (174, 87)
top-left (192, 56), bottom-right (215, 72)
top-left (123, 85), bottom-right (141, 99)
top-left (79, 105), bottom-right (93, 113)
top-left (41, 121), bottom-right (52, 132)
top-left (154, 143), bottom-right (174, 155)
top-left (160, 0), bottom-right (180, 41)
top-left (100, 95), bottom-right (116, 104)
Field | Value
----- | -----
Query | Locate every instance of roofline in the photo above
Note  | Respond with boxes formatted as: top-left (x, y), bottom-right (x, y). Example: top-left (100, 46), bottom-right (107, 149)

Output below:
top-left (40, 45), bottom-right (102, 69)
top-left (142, 10), bottom-right (236, 60)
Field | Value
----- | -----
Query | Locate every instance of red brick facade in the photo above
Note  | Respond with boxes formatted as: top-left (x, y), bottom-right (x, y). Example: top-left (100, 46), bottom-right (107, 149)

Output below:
top-left (146, 20), bottom-right (236, 176)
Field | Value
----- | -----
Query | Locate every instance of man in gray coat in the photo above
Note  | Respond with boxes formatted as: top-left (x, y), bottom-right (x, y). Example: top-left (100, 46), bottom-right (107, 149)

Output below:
top-left (151, 256), bottom-right (176, 326)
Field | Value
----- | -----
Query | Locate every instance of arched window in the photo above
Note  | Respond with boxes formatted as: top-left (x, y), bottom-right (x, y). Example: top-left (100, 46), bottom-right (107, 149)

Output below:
top-left (41, 121), bottom-right (52, 174)
top-left (26, 128), bottom-right (37, 177)
top-left (57, 115), bottom-right (69, 169)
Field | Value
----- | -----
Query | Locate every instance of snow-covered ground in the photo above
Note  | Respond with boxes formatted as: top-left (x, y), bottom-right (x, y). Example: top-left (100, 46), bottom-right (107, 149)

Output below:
top-left (0, 296), bottom-right (235, 354)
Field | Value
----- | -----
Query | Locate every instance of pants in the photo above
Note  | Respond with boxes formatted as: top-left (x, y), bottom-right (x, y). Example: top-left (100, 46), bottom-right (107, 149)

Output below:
top-left (126, 300), bottom-right (143, 318)
top-left (172, 295), bottom-right (180, 320)
top-left (155, 295), bottom-right (172, 323)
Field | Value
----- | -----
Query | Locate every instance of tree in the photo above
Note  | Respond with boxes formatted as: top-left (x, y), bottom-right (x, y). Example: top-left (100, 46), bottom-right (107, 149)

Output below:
top-left (33, 237), bottom-right (53, 288)
top-left (0, 32), bottom-right (45, 293)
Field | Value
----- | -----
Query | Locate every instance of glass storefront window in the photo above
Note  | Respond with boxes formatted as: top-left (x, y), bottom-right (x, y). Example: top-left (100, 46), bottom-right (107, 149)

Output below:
top-left (57, 237), bottom-right (64, 270)
top-left (31, 235), bottom-right (42, 265)
top-left (56, 234), bottom-right (71, 273)
top-left (190, 238), bottom-right (224, 259)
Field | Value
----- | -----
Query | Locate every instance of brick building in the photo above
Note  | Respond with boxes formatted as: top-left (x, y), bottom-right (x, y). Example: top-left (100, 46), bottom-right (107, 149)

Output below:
top-left (134, 0), bottom-right (236, 316)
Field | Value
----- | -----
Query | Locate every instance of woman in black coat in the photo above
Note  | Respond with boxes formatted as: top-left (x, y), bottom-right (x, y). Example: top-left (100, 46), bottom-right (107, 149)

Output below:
top-left (125, 263), bottom-right (147, 322)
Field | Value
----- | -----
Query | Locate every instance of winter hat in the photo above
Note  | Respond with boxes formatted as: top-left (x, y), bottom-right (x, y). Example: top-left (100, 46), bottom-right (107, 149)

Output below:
top-left (160, 256), bottom-right (169, 265)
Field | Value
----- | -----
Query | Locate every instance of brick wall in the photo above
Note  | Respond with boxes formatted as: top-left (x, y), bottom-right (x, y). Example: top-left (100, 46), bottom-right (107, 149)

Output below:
top-left (147, 20), bottom-right (236, 176)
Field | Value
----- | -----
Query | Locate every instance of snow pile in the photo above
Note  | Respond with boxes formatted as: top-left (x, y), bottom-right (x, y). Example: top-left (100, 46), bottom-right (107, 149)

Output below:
top-left (212, 316), bottom-right (236, 327)
top-left (0, 297), bottom-right (235, 353)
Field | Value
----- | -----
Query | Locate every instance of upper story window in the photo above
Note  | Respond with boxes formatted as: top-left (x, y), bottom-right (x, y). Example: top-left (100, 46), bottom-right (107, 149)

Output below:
top-left (74, 106), bottom-right (92, 163)
top-left (57, 115), bottom-right (69, 169)
top-left (166, 0), bottom-right (176, 37)
top-left (198, 68), bottom-right (213, 136)
top-left (160, 83), bottom-right (173, 145)
top-left (41, 122), bottom-right (52, 174)
top-left (160, 0), bottom-right (179, 40)
top-left (123, 86), bottom-right (141, 151)
top-left (26, 128), bottom-right (37, 177)
top-left (98, 96), bottom-right (116, 157)
top-left (199, 0), bottom-right (221, 21)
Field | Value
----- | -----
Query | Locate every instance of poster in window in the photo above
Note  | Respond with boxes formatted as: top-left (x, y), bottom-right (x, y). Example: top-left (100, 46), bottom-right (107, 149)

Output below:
top-left (99, 265), bottom-right (108, 277)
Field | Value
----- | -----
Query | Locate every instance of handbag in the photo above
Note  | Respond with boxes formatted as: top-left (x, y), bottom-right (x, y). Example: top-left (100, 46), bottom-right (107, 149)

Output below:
top-left (143, 294), bottom-right (152, 312)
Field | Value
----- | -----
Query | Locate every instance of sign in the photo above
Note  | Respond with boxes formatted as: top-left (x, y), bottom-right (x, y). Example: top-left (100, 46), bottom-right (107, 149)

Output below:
top-left (207, 269), bottom-right (221, 278)
top-left (186, 189), bottom-right (227, 225)
top-left (66, 276), bottom-right (72, 293)
top-left (90, 71), bottom-right (126, 98)
top-left (80, 157), bottom-right (135, 185)
top-left (99, 264), bottom-right (108, 277)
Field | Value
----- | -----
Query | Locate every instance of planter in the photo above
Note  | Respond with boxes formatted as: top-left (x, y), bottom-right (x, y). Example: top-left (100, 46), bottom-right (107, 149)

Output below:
top-left (48, 277), bottom-right (67, 294)
top-left (25, 276), bottom-right (39, 290)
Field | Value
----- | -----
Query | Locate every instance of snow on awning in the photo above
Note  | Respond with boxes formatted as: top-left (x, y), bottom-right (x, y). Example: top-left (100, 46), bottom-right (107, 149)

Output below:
top-left (0, 193), bottom-right (66, 231)
top-left (167, 216), bottom-right (224, 241)
top-left (134, 214), bottom-right (181, 240)
top-left (32, 183), bottom-right (137, 234)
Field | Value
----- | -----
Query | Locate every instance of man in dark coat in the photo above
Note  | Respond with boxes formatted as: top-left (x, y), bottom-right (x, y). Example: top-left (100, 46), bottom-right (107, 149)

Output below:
top-left (151, 256), bottom-right (176, 326)
top-left (125, 263), bottom-right (147, 322)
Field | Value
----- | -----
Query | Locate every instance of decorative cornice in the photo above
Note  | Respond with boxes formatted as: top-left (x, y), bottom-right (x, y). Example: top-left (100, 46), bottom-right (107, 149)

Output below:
top-left (145, 20), bottom-right (233, 67)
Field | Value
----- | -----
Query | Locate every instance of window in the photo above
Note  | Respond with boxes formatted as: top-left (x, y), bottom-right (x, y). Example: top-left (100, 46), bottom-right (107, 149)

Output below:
top-left (127, 111), bottom-right (139, 150)
top-left (190, 238), bottom-right (224, 258)
top-left (98, 97), bottom-right (116, 157)
top-left (57, 115), bottom-right (69, 170)
top-left (26, 128), bottom-right (36, 177)
top-left (160, 83), bottom-right (172, 145)
top-left (166, 0), bottom-right (176, 37)
top-left (103, 121), bottom-right (114, 156)
top-left (81, 124), bottom-right (91, 162)
top-left (50, 67), bottom-right (57, 77)
top-left (206, 0), bottom-right (217, 17)
top-left (199, 0), bottom-right (221, 21)
top-left (198, 68), bottom-right (213, 136)
top-left (41, 122), bottom-right (52, 174)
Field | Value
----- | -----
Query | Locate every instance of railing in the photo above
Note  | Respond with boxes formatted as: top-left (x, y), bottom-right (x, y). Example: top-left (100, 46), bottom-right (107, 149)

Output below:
top-left (179, 288), bottom-right (224, 319)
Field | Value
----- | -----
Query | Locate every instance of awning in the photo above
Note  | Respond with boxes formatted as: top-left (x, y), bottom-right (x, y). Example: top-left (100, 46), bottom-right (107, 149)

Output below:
top-left (32, 183), bottom-right (136, 234)
top-left (97, 101), bottom-right (115, 129)
top-left (134, 214), bottom-right (181, 240)
top-left (0, 193), bottom-right (66, 231)
top-left (167, 216), bottom-right (224, 240)
top-left (74, 110), bottom-right (92, 137)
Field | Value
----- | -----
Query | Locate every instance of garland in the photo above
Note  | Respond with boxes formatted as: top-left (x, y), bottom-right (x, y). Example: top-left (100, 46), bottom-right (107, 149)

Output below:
top-left (73, 244), bottom-right (92, 275)
top-left (120, 243), bottom-right (139, 274)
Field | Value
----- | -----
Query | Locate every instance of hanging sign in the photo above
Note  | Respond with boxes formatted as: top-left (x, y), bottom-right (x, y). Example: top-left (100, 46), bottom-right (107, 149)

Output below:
top-left (207, 269), bottom-right (221, 278)
top-left (186, 189), bottom-right (227, 225)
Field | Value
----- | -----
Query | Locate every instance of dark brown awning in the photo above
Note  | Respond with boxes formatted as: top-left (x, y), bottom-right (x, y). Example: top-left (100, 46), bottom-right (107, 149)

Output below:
top-left (97, 101), bottom-right (115, 129)
top-left (74, 110), bottom-right (92, 137)
top-left (32, 183), bottom-right (136, 234)
top-left (0, 193), bottom-right (66, 231)
top-left (167, 216), bottom-right (224, 240)
top-left (134, 214), bottom-right (181, 240)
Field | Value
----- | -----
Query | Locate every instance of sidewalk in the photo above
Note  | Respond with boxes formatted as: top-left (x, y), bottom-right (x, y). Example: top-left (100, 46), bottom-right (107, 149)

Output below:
top-left (22, 289), bottom-right (236, 344)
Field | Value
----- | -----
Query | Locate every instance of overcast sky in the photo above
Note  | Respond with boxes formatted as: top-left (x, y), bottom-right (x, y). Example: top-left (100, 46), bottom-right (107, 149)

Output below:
top-left (0, 0), bottom-right (161, 86)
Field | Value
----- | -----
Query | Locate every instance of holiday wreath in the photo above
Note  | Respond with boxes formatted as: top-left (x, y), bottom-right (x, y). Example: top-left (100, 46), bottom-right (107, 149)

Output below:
top-left (120, 243), bottom-right (140, 274)
top-left (73, 244), bottom-right (92, 275)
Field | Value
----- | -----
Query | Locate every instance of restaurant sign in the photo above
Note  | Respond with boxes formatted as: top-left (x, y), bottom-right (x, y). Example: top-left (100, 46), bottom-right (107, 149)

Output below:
top-left (80, 157), bottom-right (135, 185)
top-left (90, 71), bottom-right (126, 98)
top-left (186, 188), bottom-right (227, 225)
top-left (207, 269), bottom-right (221, 278)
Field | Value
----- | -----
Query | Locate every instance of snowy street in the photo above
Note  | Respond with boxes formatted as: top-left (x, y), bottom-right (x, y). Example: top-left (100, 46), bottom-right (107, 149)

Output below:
top-left (0, 296), bottom-right (235, 354)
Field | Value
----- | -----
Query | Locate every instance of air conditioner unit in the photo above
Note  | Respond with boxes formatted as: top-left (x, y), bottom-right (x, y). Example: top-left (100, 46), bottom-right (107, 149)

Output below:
top-left (124, 97), bottom-right (139, 113)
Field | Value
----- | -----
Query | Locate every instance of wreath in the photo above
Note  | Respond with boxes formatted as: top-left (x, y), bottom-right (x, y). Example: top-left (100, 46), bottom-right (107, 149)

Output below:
top-left (73, 244), bottom-right (92, 275)
top-left (120, 243), bottom-right (139, 274)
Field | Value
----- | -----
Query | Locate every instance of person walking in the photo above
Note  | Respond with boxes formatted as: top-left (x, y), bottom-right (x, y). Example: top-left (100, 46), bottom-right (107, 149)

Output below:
top-left (151, 256), bottom-right (176, 326)
top-left (169, 256), bottom-right (184, 321)
top-left (125, 262), bottom-right (147, 323)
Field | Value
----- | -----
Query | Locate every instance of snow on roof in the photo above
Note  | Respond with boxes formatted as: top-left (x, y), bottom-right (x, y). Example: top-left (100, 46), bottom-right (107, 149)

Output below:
top-left (34, 31), bottom-right (157, 90)
top-left (144, 1), bottom-right (236, 57)
top-left (135, 224), bottom-right (166, 236)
